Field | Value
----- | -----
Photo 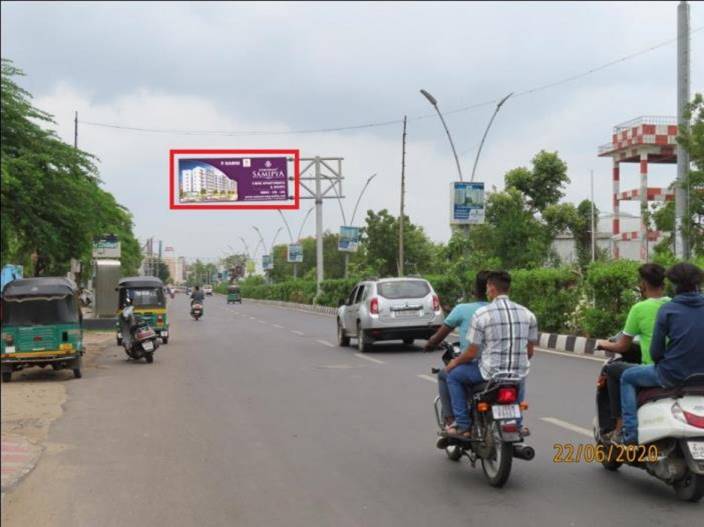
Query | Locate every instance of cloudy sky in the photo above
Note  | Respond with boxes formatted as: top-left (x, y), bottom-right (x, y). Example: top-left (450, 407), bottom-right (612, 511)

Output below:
top-left (2, 1), bottom-right (703, 261)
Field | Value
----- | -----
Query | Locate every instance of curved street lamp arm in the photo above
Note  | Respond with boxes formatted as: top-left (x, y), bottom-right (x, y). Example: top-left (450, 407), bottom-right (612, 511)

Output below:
top-left (277, 210), bottom-right (295, 243)
top-left (470, 92), bottom-right (513, 182)
top-left (269, 227), bottom-right (283, 253)
top-left (350, 173), bottom-right (378, 226)
top-left (420, 89), bottom-right (463, 182)
top-left (320, 173), bottom-right (348, 226)
top-left (297, 207), bottom-right (314, 241)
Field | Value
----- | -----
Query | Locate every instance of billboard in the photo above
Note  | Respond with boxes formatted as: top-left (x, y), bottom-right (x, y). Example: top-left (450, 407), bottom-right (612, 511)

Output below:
top-left (246, 260), bottom-right (256, 275)
top-left (450, 182), bottom-right (485, 225)
top-left (169, 149), bottom-right (300, 210)
top-left (287, 243), bottom-right (303, 263)
top-left (92, 235), bottom-right (121, 259)
top-left (262, 254), bottom-right (273, 271)
top-left (338, 226), bottom-right (361, 253)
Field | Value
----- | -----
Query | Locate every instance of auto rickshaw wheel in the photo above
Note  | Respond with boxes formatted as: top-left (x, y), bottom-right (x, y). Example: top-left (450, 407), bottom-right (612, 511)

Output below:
top-left (73, 368), bottom-right (82, 379)
top-left (2, 371), bottom-right (11, 383)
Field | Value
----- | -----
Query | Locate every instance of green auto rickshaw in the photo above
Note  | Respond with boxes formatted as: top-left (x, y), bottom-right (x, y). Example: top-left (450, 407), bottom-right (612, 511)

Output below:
top-left (1, 277), bottom-right (84, 382)
top-left (227, 285), bottom-right (241, 304)
top-left (116, 276), bottom-right (170, 345)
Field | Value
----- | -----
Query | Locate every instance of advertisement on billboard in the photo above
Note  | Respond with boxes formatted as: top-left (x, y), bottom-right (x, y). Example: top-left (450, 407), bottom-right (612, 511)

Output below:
top-left (338, 226), bottom-right (361, 253)
top-left (450, 181), bottom-right (485, 225)
top-left (170, 149), bottom-right (300, 210)
top-left (92, 235), bottom-right (121, 259)
top-left (287, 243), bottom-right (303, 263)
top-left (262, 254), bottom-right (273, 271)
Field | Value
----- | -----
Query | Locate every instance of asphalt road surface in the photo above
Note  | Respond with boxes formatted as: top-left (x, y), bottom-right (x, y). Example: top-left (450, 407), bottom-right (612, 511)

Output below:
top-left (2, 295), bottom-right (700, 526)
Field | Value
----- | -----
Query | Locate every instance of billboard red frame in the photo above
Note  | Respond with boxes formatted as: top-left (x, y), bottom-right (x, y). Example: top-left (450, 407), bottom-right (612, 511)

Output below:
top-left (169, 149), bottom-right (300, 210)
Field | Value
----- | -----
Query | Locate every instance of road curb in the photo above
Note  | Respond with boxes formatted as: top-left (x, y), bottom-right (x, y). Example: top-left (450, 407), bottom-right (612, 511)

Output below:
top-left (1, 434), bottom-right (43, 495)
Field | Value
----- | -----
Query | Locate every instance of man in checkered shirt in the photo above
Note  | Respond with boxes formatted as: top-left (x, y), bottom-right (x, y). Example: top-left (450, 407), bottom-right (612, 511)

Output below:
top-left (446, 271), bottom-right (538, 437)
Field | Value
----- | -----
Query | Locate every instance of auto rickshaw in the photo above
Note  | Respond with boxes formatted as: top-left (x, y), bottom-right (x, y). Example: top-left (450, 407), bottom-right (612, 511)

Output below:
top-left (116, 276), bottom-right (170, 345)
top-left (227, 285), bottom-right (241, 304)
top-left (1, 277), bottom-right (84, 382)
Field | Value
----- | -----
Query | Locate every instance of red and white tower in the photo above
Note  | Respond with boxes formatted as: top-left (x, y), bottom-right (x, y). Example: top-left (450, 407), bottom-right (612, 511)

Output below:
top-left (598, 116), bottom-right (678, 260)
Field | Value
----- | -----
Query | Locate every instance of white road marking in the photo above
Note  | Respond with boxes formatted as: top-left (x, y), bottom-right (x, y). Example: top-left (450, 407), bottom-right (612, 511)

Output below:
top-left (417, 374), bottom-right (438, 384)
top-left (291, 330), bottom-right (305, 336)
top-left (273, 324), bottom-right (284, 329)
top-left (316, 339), bottom-right (335, 348)
top-left (540, 417), bottom-right (592, 437)
top-left (257, 320), bottom-right (266, 324)
top-left (354, 353), bottom-right (385, 365)
top-left (535, 347), bottom-right (605, 363)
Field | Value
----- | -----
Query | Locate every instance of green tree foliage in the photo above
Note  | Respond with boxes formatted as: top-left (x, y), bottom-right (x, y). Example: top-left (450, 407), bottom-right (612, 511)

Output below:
top-left (543, 199), bottom-right (600, 268)
top-left (1, 59), bottom-right (141, 275)
top-left (505, 150), bottom-right (570, 212)
top-left (155, 260), bottom-right (171, 283)
top-left (653, 93), bottom-right (704, 256)
top-left (186, 260), bottom-right (217, 285)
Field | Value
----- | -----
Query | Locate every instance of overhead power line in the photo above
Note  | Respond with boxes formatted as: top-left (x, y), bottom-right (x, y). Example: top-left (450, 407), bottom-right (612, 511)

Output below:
top-left (81, 26), bottom-right (702, 138)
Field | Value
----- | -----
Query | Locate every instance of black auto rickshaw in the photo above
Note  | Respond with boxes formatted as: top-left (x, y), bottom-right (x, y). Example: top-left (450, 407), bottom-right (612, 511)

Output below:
top-left (116, 276), bottom-right (170, 345)
top-left (1, 277), bottom-right (84, 382)
top-left (227, 285), bottom-right (241, 304)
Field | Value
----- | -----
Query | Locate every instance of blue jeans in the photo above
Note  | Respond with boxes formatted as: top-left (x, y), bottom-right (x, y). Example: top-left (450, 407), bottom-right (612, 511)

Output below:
top-left (620, 365), bottom-right (663, 443)
top-left (437, 369), bottom-right (453, 422)
top-left (447, 363), bottom-right (527, 431)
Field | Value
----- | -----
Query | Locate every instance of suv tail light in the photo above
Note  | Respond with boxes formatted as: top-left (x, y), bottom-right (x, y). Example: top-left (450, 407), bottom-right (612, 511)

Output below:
top-left (432, 294), bottom-right (440, 312)
top-left (497, 387), bottom-right (518, 404)
top-left (369, 297), bottom-right (379, 315)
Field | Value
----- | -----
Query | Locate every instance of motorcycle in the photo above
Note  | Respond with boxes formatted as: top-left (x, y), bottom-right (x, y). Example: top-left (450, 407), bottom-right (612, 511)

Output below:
top-left (118, 302), bottom-right (160, 363)
top-left (432, 342), bottom-right (534, 488)
top-left (191, 302), bottom-right (203, 321)
top-left (593, 338), bottom-right (704, 502)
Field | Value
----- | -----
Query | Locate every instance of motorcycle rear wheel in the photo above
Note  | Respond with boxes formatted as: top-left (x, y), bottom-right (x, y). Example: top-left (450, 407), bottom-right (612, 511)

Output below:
top-left (144, 352), bottom-right (154, 364)
top-left (480, 421), bottom-right (513, 488)
top-left (673, 472), bottom-right (704, 502)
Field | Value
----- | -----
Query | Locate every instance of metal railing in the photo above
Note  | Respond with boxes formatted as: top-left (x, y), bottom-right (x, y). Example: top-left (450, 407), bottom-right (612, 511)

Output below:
top-left (613, 115), bottom-right (677, 132)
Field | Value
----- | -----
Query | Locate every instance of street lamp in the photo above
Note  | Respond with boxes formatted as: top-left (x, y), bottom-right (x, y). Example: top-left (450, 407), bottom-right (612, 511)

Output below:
top-left (420, 89), bottom-right (463, 181)
top-left (470, 92), bottom-right (513, 182)
top-left (350, 173), bottom-right (378, 225)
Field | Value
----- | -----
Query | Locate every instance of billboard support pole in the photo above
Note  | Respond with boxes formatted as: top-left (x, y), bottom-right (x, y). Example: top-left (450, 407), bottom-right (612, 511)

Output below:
top-left (399, 116), bottom-right (407, 277)
top-left (315, 158), bottom-right (324, 294)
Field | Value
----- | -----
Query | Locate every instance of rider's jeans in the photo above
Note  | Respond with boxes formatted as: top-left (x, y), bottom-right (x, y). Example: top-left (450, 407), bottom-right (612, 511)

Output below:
top-left (620, 365), bottom-right (663, 443)
top-left (447, 362), bottom-right (485, 431)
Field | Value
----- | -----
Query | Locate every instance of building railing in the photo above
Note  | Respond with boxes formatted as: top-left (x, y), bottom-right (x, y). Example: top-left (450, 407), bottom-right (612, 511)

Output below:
top-left (613, 115), bottom-right (677, 132)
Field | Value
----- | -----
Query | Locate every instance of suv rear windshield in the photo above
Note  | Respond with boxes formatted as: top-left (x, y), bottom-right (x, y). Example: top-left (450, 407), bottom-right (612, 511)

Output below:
top-left (377, 280), bottom-right (430, 299)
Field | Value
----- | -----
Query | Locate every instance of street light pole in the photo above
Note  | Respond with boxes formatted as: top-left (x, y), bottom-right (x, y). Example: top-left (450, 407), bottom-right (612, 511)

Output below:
top-left (470, 92), bottom-right (513, 182)
top-left (420, 89), bottom-right (463, 181)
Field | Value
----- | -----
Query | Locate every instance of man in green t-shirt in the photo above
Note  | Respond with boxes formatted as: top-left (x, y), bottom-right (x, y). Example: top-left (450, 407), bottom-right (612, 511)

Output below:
top-left (597, 263), bottom-right (669, 437)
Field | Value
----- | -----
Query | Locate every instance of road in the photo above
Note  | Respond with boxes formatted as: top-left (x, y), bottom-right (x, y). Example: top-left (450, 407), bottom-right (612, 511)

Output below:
top-left (2, 295), bottom-right (700, 526)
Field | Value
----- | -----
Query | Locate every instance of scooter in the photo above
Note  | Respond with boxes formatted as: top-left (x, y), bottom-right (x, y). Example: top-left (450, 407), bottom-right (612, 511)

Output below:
top-left (432, 342), bottom-right (534, 488)
top-left (118, 302), bottom-right (160, 363)
top-left (593, 340), bottom-right (704, 502)
top-left (191, 302), bottom-right (203, 321)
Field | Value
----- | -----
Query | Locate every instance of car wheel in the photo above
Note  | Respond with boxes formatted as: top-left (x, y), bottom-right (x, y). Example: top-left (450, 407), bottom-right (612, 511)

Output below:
top-left (73, 368), bottom-right (82, 379)
top-left (357, 322), bottom-right (371, 353)
top-left (337, 319), bottom-right (350, 347)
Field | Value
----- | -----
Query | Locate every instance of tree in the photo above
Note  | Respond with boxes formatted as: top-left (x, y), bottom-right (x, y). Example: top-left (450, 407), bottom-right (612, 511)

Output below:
top-left (505, 150), bottom-right (570, 212)
top-left (652, 93), bottom-right (704, 256)
top-left (543, 199), bottom-right (600, 268)
top-left (1, 58), bottom-right (142, 276)
top-left (155, 260), bottom-right (171, 283)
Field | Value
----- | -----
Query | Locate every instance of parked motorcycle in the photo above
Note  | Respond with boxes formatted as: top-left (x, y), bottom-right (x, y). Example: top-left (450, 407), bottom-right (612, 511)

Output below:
top-left (118, 301), bottom-right (160, 363)
top-left (432, 342), bottom-right (534, 488)
top-left (191, 302), bottom-right (203, 321)
top-left (593, 341), bottom-right (704, 502)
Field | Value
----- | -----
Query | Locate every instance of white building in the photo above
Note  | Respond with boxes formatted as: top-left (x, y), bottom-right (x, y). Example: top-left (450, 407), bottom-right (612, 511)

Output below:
top-left (182, 166), bottom-right (236, 196)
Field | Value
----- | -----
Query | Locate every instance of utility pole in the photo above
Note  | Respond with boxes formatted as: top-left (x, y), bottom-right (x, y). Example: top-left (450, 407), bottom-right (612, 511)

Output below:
top-left (590, 170), bottom-right (596, 262)
top-left (74, 111), bottom-right (78, 149)
top-left (315, 158), bottom-right (324, 290)
top-left (399, 116), bottom-right (407, 277)
top-left (675, 0), bottom-right (691, 259)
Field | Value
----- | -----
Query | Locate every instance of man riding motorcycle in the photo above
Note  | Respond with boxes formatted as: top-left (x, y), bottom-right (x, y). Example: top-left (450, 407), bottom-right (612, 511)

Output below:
top-left (190, 285), bottom-right (205, 314)
top-left (445, 271), bottom-right (538, 438)
top-left (619, 262), bottom-right (704, 445)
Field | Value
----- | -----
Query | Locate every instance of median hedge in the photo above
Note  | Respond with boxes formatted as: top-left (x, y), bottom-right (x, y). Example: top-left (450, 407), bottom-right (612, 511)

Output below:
top-left (220, 259), bottom-right (702, 338)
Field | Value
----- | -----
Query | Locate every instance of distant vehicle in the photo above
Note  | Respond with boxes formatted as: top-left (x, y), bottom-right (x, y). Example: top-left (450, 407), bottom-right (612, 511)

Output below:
top-left (203, 285), bottom-right (213, 296)
top-left (336, 277), bottom-right (443, 352)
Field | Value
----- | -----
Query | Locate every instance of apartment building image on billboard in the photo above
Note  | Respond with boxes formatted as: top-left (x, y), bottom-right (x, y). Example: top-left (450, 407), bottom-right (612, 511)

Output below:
top-left (180, 162), bottom-right (238, 203)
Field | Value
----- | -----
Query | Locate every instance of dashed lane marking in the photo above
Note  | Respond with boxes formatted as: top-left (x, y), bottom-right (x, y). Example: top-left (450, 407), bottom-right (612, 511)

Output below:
top-left (273, 324), bottom-right (284, 329)
top-left (353, 353), bottom-right (385, 365)
top-left (417, 374), bottom-right (438, 384)
top-left (540, 417), bottom-right (592, 437)
top-left (291, 330), bottom-right (305, 336)
top-left (316, 339), bottom-right (335, 348)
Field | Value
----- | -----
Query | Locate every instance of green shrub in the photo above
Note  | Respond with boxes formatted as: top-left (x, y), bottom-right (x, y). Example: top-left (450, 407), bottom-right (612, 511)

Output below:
top-left (510, 267), bottom-right (579, 333)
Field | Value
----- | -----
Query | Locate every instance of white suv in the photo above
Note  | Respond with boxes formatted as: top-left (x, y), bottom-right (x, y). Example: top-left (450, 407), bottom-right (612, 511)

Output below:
top-left (336, 278), bottom-right (444, 352)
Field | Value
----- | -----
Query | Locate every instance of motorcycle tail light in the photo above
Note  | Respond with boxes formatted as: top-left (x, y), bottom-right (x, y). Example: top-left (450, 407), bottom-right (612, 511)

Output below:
top-left (369, 297), bottom-right (379, 315)
top-left (501, 422), bottom-right (519, 433)
top-left (675, 403), bottom-right (704, 429)
top-left (432, 294), bottom-right (440, 312)
top-left (497, 387), bottom-right (518, 404)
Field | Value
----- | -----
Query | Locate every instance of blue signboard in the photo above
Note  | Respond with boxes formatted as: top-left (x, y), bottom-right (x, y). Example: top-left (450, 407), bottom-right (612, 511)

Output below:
top-left (287, 244), bottom-right (303, 263)
top-left (262, 254), bottom-right (273, 271)
top-left (450, 182), bottom-right (485, 225)
top-left (338, 226), bottom-right (361, 253)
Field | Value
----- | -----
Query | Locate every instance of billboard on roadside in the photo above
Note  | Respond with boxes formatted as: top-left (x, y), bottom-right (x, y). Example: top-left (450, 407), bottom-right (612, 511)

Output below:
top-left (262, 254), bottom-right (273, 271)
top-left (287, 243), bottom-right (303, 263)
top-left (450, 181), bottom-right (485, 225)
top-left (338, 226), bottom-right (361, 253)
top-left (169, 149), bottom-right (300, 210)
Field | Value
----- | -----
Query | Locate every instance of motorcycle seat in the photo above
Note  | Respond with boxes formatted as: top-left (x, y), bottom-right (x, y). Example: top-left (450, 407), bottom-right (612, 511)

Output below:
top-left (637, 385), bottom-right (704, 407)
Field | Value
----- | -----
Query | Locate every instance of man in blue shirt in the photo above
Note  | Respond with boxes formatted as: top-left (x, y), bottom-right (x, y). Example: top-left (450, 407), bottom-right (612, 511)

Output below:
top-left (425, 271), bottom-right (490, 427)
